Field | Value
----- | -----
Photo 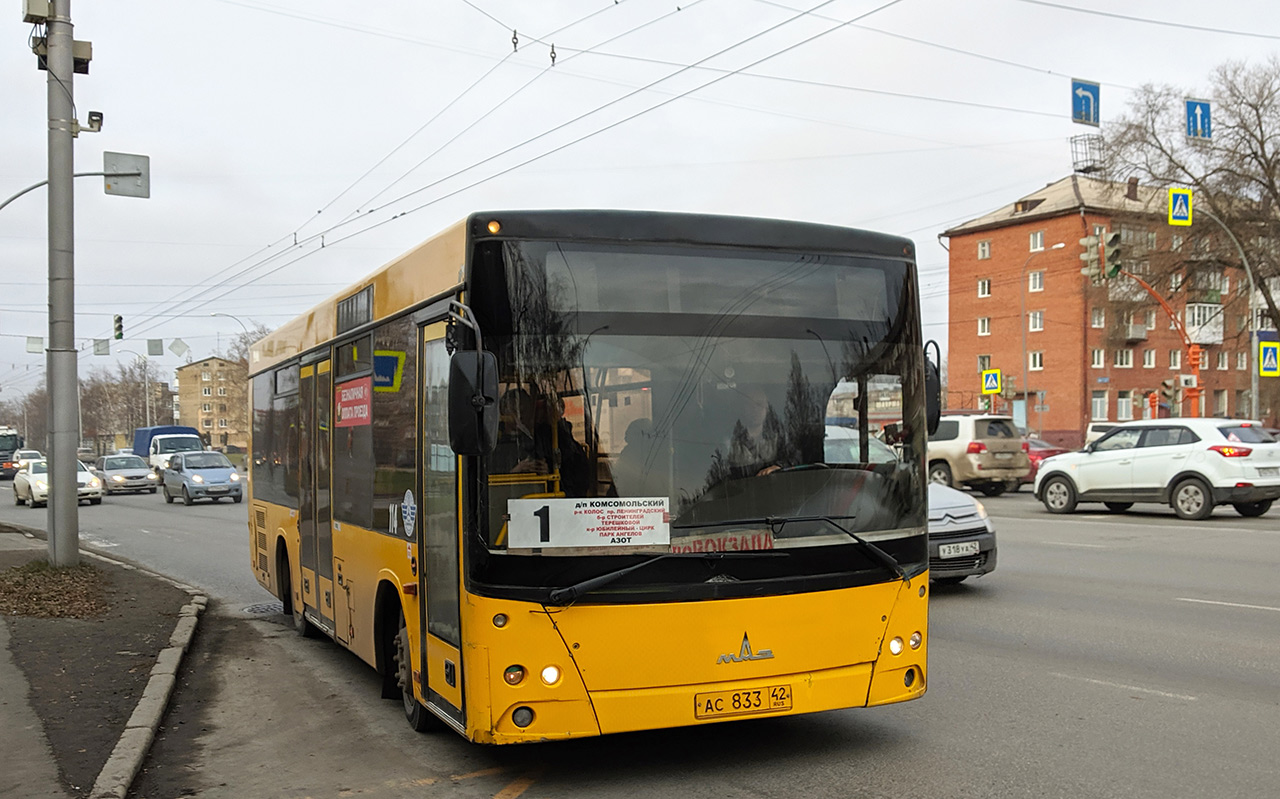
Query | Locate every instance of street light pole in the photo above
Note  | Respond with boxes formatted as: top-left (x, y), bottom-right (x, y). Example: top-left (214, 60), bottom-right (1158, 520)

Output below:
top-left (1022, 242), bottom-right (1065, 436)
top-left (210, 311), bottom-right (250, 336)
top-left (118, 349), bottom-right (151, 428)
top-left (1198, 208), bottom-right (1260, 420)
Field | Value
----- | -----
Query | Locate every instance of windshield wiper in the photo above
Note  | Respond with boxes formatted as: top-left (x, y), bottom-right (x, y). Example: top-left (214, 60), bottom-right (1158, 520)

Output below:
top-left (817, 516), bottom-right (905, 582)
top-left (545, 550), bottom-right (787, 606)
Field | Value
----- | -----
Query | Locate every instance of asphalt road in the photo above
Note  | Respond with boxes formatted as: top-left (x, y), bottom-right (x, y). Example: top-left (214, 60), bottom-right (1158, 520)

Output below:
top-left (2, 481), bottom-right (1278, 798)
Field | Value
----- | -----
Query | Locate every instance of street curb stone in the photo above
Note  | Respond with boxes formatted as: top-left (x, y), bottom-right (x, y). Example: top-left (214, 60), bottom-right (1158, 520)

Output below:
top-left (0, 520), bottom-right (207, 799)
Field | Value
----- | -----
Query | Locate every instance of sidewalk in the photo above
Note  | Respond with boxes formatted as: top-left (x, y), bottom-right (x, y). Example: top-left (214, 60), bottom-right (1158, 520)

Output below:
top-left (0, 524), bottom-right (207, 799)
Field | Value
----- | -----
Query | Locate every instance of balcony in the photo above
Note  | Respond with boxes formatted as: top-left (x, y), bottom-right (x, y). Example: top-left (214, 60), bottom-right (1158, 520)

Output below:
top-left (1185, 303), bottom-right (1224, 346)
top-left (1122, 323), bottom-right (1148, 342)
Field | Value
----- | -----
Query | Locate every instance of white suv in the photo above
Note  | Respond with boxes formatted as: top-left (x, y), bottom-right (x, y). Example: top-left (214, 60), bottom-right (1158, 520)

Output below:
top-left (1034, 419), bottom-right (1280, 520)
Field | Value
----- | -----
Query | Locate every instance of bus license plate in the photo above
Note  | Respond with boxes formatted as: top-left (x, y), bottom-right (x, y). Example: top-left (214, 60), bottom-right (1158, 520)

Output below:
top-left (694, 685), bottom-right (791, 719)
top-left (938, 541), bottom-right (980, 559)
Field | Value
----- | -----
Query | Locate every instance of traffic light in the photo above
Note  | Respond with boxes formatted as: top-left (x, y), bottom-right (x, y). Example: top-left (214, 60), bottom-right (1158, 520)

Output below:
top-left (113, 314), bottom-right (123, 340)
top-left (1078, 235), bottom-right (1101, 284)
top-left (1104, 231), bottom-right (1123, 278)
top-left (1160, 377), bottom-right (1177, 403)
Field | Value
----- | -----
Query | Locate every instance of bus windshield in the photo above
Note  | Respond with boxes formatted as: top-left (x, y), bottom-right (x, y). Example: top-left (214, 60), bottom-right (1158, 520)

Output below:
top-left (469, 239), bottom-right (926, 602)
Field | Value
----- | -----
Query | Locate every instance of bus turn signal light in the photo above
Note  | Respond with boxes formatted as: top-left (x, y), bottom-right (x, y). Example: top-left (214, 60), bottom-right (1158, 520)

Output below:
top-left (503, 665), bottom-right (525, 685)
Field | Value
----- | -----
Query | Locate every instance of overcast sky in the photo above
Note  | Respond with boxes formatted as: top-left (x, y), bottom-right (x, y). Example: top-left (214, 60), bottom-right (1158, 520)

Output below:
top-left (3, 0), bottom-right (1280, 401)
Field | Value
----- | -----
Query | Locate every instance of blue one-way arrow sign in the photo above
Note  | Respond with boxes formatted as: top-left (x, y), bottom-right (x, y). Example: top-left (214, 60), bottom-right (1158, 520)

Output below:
top-left (1186, 99), bottom-right (1212, 140)
top-left (1072, 79), bottom-right (1100, 126)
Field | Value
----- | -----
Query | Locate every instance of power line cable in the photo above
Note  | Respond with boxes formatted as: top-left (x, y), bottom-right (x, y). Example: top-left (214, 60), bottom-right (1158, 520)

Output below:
top-left (1015, 0), bottom-right (1280, 40)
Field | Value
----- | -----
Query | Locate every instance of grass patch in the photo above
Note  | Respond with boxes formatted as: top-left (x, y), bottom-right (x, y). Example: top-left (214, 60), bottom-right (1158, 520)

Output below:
top-left (0, 558), bottom-right (111, 618)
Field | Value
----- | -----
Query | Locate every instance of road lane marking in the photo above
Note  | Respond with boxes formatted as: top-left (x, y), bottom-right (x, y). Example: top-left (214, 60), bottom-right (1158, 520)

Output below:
top-left (1051, 672), bottom-right (1197, 701)
top-left (493, 771), bottom-right (541, 799)
top-left (1176, 597), bottom-right (1280, 613)
top-left (1042, 541), bottom-right (1110, 549)
top-left (452, 766), bottom-right (508, 781)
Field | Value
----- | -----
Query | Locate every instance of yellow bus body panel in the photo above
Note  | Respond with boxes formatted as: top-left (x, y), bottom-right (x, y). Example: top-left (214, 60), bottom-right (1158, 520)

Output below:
top-left (462, 575), bottom-right (927, 743)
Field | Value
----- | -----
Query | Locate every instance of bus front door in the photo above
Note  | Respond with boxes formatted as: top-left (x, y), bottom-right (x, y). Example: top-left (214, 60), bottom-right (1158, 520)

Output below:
top-left (419, 324), bottom-right (464, 728)
top-left (299, 360), bottom-right (337, 637)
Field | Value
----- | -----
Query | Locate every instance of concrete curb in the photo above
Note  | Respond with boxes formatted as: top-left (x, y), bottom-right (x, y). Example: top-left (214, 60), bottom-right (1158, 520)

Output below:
top-left (0, 521), bottom-right (208, 799)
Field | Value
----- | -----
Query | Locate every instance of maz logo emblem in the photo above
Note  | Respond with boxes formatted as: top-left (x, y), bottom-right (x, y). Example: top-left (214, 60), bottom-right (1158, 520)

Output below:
top-left (717, 633), bottom-right (773, 664)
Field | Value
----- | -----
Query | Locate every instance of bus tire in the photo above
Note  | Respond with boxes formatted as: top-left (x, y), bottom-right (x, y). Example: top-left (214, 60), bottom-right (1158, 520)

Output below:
top-left (278, 544), bottom-right (318, 638)
top-left (396, 613), bottom-right (435, 732)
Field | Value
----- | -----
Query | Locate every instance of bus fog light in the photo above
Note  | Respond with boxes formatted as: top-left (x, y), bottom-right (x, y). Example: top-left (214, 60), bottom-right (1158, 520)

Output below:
top-left (503, 665), bottom-right (525, 685)
top-left (541, 665), bottom-right (561, 685)
top-left (493, 613), bottom-right (508, 628)
top-left (512, 706), bottom-right (534, 728)
top-left (888, 637), bottom-right (903, 655)
top-left (909, 632), bottom-right (922, 650)
top-left (487, 220), bottom-right (502, 234)
top-left (904, 668), bottom-right (916, 688)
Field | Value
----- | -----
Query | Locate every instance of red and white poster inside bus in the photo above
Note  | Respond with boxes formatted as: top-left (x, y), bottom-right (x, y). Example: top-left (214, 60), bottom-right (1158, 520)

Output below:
top-left (335, 376), bottom-right (372, 427)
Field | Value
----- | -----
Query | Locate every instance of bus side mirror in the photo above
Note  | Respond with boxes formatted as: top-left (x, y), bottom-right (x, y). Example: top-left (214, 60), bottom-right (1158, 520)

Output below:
top-left (925, 359), bottom-right (941, 436)
top-left (448, 351), bottom-right (498, 455)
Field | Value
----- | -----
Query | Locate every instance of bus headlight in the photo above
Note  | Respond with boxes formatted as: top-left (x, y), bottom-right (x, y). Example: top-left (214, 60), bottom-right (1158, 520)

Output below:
top-left (909, 631), bottom-right (922, 650)
top-left (540, 665), bottom-right (561, 685)
top-left (503, 665), bottom-right (525, 685)
top-left (888, 637), bottom-right (904, 656)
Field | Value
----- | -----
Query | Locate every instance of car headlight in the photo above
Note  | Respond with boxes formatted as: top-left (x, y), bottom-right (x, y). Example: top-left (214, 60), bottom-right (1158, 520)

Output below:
top-left (973, 499), bottom-right (988, 520)
top-left (191, 474), bottom-right (204, 483)
top-left (146, 472), bottom-right (157, 480)
top-left (230, 473), bottom-right (240, 482)
top-left (112, 474), bottom-right (125, 482)
top-left (89, 477), bottom-right (102, 488)
top-left (35, 480), bottom-right (47, 490)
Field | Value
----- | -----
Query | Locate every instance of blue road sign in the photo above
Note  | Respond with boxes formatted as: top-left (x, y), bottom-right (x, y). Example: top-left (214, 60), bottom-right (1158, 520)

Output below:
top-left (981, 369), bottom-right (1002, 395)
top-left (1185, 99), bottom-right (1212, 139)
top-left (1072, 79), bottom-right (1100, 126)
top-left (1261, 341), bottom-right (1280, 377)
top-left (1168, 188), bottom-right (1192, 227)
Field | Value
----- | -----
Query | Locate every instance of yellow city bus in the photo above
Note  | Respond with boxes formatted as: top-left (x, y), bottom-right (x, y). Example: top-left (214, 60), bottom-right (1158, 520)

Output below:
top-left (248, 210), bottom-right (937, 744)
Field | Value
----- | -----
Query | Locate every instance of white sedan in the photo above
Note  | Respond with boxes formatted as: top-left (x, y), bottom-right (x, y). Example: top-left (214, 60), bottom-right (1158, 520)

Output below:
top-left (13, 459), bottom-right (104, 508)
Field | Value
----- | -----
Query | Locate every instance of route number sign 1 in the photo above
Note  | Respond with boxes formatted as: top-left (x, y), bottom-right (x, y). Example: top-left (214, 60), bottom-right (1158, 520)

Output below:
top-left (507, 498), bottom-right (671, 549)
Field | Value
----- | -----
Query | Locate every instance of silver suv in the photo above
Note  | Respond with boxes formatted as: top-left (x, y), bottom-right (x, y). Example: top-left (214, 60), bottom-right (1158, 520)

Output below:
top-left (927, 413), bottom-right (1030, 496)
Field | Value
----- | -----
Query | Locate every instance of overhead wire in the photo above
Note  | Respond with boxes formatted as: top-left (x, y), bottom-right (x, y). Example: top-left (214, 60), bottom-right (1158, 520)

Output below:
top-left (1015, 0), bottom-right (1280, 40)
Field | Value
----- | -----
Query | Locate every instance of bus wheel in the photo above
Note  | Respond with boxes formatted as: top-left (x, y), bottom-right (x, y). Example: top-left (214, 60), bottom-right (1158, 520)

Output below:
top-left (395, 614), bottom-right (435, 732)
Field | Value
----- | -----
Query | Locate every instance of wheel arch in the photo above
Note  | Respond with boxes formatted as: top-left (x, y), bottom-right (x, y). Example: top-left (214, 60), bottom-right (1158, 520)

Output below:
top-left (373, 578), bottom-right (406, 681)
top-left (274, 535), bottom-right (294, 615)
top-left (1035, 470), bottom-right (1075, 500)
top-left (1163, 471), bottom-right (1214, 504)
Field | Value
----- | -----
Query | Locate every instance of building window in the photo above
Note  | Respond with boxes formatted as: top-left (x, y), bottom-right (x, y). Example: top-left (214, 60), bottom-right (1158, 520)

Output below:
top-left (1171, 273), bottom-right (1183, 291)
top-left (1171, 234), bottom-right (1183, 251)
top-left (201, 403), bottom-right (211, 412)
top-left (217, 371), bottom-right (225, 381)
top-left (218, 419), bottom-right (228, 428)
top-left (977, 240), bottom-right (991, 260)
top-left (1094, 224), bottom-right (1106, 238)
top-left (219, 403), bottom-right (227, 412)
top-left (1198, 349), bottom-right (1209, 370)
top-left (1121, 310), bottom-right (1135, 326)
top-left (201, 371), bottom-right (211, 381)
top-left (217, 387), bottom-right (227, 396)
top-left (1029, 351), bottom-right (1044, 371)
top-left (1029, 271), bottom-right (1044, 292)
top-left (1114, 349), bottom-right (1133, 368)
top-left (1146, 231), bottom-right (1158, 251)
top-left (1218, 351), bottom-right (1228, 370)
top-left (1092, 349), bottom-right (1105, 369)
top-left (1091, 308), bottom-right (1105, 328)
top-left (1029, 310), bottom-right (1044, 332)
top-left (1215, 389), bottom-right (1228, 417)
top-left (978, 317), bottom-right (990, 336)
top-left (1029, 231), bottom-right (1044, 252)
top-left (1145, 310), bottom-right (1157, 330)
top-left (1238, 351), bottom-right (1248, 370)
top-left (1236, 390), bottom-right (1247, 414)
top-left (1222, 275), bottom-right (1230, 294)
top-left (1170, 350), bottom-right (1182, 369)
top-left (202, 419), bottom-right (213, 429)
top-left (1143, 349), bottom-right (1156, 368)
top-left (1117, 390), bottom-right (1134, 421)
top-left (1091, 390), bottom-right (1108, 421)
top-left (202, 387), bottom-right (212, 397)
top-left (977, 278), bottom-right (991, 297)
top-left (978, 355), bottom-right (991, 372)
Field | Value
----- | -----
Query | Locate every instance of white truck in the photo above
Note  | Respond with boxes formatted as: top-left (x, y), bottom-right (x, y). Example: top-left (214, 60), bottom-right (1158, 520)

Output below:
top-left (132, 425), bottom-right (205, 473)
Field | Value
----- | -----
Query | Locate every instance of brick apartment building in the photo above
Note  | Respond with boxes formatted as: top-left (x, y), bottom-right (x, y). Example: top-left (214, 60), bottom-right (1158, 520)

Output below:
top-left (174, 356), bottom-right (248, 451)
top-left (943, 174), bottom-right (1272, 449)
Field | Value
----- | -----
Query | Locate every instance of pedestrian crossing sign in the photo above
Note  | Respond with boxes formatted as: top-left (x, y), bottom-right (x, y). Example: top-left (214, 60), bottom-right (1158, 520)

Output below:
top-left (981, 369), bottom-right (1002, 395)
top-left (1168, 188), bottom-right (1192, 226)
top-left (1261, 341), bottom-right (1280, 377)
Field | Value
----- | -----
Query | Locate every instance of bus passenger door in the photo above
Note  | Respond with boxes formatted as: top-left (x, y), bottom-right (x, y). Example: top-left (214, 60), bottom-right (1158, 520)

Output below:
top-left (315, 360), bottom-right (339, 640)
top-left (299, 360), bottom-right (337, 636)
top-left (419, 324), bottom-right (464, 728)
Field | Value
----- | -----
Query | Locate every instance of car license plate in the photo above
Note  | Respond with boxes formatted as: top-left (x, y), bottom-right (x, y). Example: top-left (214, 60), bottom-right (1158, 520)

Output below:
top-left (938, 540), bottom-right (981, 559)
top-left (1258, 466), bottom-right (1279, 477)
top-left (207, 486), bottom-right (228, 494)
top-left (694, 685), bottom-right (792, 720)
top-left (994, 452), bottom-right (1013, 460)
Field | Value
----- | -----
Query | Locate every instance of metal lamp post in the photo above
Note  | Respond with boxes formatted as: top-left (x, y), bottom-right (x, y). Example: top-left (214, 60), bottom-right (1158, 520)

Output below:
top-left (1198, 209), bottom-right (1261, 420)
top-left (1022, 242), bottom-right (1065, 436)
top-left (118, 349), bottom-right (151, 428)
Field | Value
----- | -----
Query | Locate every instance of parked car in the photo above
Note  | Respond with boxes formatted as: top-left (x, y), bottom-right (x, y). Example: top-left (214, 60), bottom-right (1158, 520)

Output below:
top-left (927, 413), bottom-right (1030, 496)
top-left (823, 424), bottom-right (898, 464)
top-left (93, 454), bottom-right (159, 494)
top-left (1018, 437), bottom-right (1069, 489)
top-left (927, 482), bottom-right (997, 584)
top-left (14, 449), bottom-right (42, 469)
top-left (1083, 422), bottom-right (1117, 445)
top-left (1035, 419), bottom-right (1280, 520)
top-left (13, 459), bottom-right (104, 507)
top-left (162, 451), bottom-right (243, 505)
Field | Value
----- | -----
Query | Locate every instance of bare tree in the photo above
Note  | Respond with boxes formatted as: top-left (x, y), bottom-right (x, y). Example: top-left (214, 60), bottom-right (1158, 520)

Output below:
top-left (1105, 57), bottom-right (1280, 330)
